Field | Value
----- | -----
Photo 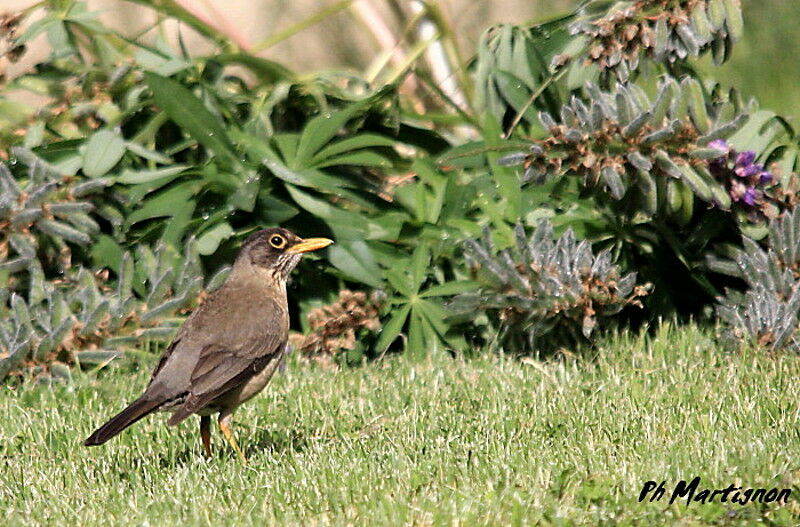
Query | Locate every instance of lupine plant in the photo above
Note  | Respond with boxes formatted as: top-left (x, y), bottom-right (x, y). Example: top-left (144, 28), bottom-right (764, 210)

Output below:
top-left (448, 221), bottom-right (650, 354)
top-left (717, 210), bottom-right (800, 353)
top-left (570, 0), bottom-right (745, 81)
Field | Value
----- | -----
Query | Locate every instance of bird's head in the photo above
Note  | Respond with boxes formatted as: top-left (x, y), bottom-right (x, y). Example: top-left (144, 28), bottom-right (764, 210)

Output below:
top-left (239, 227), bottom-right (333, 281)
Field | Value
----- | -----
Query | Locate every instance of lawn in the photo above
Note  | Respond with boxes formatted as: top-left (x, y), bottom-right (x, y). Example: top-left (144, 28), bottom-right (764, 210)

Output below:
top-left (1, 323), bottom-right (799, 526)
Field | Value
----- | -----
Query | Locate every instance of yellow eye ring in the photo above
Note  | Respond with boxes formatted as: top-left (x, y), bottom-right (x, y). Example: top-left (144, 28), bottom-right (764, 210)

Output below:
top-left (269, 235), bottom-right (286, 249)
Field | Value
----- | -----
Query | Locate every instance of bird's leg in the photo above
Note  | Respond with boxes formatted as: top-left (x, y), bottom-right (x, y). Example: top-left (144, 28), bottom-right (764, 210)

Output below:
top-left (218, 409), bottom-right (247, 463)
top-left (200, 415), bottom-right (212, 458)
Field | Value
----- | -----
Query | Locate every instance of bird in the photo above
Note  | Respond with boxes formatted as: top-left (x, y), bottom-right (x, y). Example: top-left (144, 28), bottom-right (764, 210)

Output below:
top-left (83, 227), bottom-right (333, 462)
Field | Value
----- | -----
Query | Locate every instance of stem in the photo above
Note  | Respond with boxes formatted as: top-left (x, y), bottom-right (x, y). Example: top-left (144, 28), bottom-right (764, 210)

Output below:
top-left (503, 65), bottom-right (570, 139)
top-left (124, 0), bottom-right (242, 52)
top-left (351, 0), bottom-right (420, 96)
top-left (250, 0), bottom-right (354, 54)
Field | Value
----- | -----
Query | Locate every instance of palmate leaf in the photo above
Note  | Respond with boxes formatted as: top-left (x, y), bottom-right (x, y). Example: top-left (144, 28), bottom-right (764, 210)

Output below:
top-left (124, 180), bottom-right (199, 227)
top-left (144, 71), bottom-right (238, 167)
top-left (292, 87), bottom-right (394, 168)
top-left (308, 133), bottom-right (396, 167)
top-left (235, 131), bottom-right (357, 191)
top-left (328, 241), bottom-right (383, 288)
top-left (474, 23), bottom-right (571, 129)
top-left (374, 304), bottom-right (411, 354)
top-left (0, 154), bottom-right (122, 294)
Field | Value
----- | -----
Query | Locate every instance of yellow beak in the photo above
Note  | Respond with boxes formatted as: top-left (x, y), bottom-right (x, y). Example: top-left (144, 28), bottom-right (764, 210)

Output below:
top-left (287, 237), bottom-right (334, 254)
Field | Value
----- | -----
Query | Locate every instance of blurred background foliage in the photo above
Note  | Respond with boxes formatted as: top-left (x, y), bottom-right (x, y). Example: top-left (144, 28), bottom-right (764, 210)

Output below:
top-left (2, 0), bottom-right (800, 383)
top-left (5, 1), bottom-right (797, 116)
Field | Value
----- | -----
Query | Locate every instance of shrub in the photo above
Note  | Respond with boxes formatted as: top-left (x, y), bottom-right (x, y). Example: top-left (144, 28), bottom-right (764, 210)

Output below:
top-left (717, 209), bottom-right (800, 353)
top-left (448, 221), bottom-right (650, 354)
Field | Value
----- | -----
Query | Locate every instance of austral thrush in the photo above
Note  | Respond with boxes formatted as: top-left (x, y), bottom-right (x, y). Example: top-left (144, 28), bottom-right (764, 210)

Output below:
top-left (84, 228), bottom-right (333, 461)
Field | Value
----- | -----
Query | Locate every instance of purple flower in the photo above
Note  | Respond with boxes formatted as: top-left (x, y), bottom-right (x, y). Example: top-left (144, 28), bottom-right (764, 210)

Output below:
top-left (743, 187), bottom-right (758, 206)
top-left (735, 163), bottom-right (761, 179)
top-left (735, 151), bottom-right (756, 167)
top-left (706, 142), bottom-right (773, 209)
top-left (729, 181), bottom-right (747, 202)
top-left (708, 139), bottom-right (730, 152)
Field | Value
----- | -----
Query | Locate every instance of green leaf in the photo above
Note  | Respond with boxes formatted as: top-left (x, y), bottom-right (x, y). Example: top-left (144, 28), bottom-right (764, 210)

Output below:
top-left (125, 181), bottom-right (199, 226)
top-left (144, 71), bottom-right (237, 166)
top-left (484, 116), bottom-right (521, 220)
top-left (235, 131), bottom-right (346, 190)
top-left (413, 159), bottom-right (448, 224)
top-left (124, 141), bottom-right (173, 164)
top-left (258, 193), bottom-right (299, 224)
top-left (312, 151), bottom-right (392, 169)
top-left (161, 200), bottom-right (195, 248)
top-left (727, 110), bottom-right (779, 155)
top-left (374, 304), bottom-right (411, 353)
top-left (385, 267), bottom-right (415, 297)
top-left (285, 186), bottom-right (387, 240)
top-left (421, 281), bottom-right (481, 298)
top-left (310, 133), bottom-right (396, 165)
top-left (284, 185), bottom-right (347, 221)
top-left (328, 241), bottom-right (383, 287)
top-left (16, 14), bottom-right (57, 45)
top-left (294, 106), bottom-right (362, 167)
top-left (415, 299), bottom-right (449, 336)
top-left (411, 243), bottom-right (431, 292)
top-left (83, 130), bottom-right (126, 177)
top-left (228, 169), bottom-right (261, 212)
top-left (407, 310), bottom-right (425, 357)
top-left (195, 222), bottom-right (234, 255)
top-left (494, 71), bottom-right (538, 124)
top-left (90, 235), bottom-right (124, 274)
top-left (116, 165), bottom-right (190, 184)
top-left (437, 141), bottom-right (490, 169)
top-left (136, 48), bottom-right (191, 76)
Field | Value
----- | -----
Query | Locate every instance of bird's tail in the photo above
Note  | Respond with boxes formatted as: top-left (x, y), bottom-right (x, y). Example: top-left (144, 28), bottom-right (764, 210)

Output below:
top-left (83, 396), bottom-right (163, 446)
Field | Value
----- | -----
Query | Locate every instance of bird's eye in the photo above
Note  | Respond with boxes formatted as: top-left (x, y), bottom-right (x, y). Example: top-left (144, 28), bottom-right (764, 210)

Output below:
top-left (269, 235), bottom-right (286, 249)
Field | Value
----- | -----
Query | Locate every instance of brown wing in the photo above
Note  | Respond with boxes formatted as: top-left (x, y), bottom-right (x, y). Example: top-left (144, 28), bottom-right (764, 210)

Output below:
top-left (150, 283), bottom-right (287, 425)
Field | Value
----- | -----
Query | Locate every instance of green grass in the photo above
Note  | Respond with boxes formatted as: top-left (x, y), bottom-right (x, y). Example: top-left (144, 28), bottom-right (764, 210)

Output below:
top-left (1, 323), bottom-right (799, 525)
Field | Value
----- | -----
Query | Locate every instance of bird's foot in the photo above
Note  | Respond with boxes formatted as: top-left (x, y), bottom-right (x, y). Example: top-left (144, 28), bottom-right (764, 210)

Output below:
top-left (219, 416), bottom-right (247, 463)
top-left (200, 415), bottom-right (212, 458)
